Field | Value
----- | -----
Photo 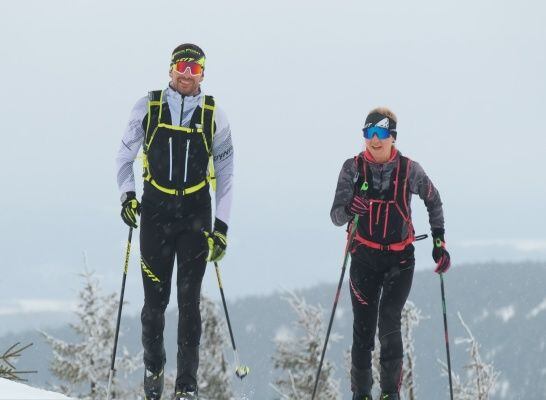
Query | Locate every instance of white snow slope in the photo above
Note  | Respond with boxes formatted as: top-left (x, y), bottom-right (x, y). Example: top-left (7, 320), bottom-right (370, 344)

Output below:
top-left (0, 378), bottom-right (74, 399)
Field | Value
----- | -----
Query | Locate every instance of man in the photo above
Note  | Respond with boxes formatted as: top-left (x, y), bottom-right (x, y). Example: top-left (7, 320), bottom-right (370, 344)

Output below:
top-left (116, 43), bottom-right (234, 400)
top-left (330, 107), bottom-right (450, 399)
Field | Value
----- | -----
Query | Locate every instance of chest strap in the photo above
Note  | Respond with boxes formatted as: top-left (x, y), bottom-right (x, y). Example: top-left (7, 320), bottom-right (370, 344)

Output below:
top-left (141, 153), bottom-right (212, 196)
top-left (144, 174), bottom-right (211, 196)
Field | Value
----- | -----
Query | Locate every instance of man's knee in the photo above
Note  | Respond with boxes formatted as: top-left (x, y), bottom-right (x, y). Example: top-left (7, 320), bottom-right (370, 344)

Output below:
top-left (141, 303), bottom-right (168, 327)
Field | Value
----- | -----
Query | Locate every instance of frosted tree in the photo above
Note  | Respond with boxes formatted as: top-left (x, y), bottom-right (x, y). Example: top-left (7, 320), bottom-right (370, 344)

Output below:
top-left (162, 371), bottom-right (177, 399)
top-left (439, 312), bottom-right (500, 400)
top-left (0, 343), bottom-right (37, 381)
top-left (368, 301), bottom-right (424, 399)
top-left (198, 295), bottom-right (234, 399)
top-left (272, 292), bottom-right (341, 400)
top-left (161, 295), bottom-right (234, 400)
top-left (400, 300), bottom-right (425, 400)
top-left (42, 268), bottom-right (140, 400)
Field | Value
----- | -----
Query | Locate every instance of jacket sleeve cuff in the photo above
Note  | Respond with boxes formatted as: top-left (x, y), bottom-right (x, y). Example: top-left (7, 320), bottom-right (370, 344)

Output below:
top-left (431, 228), bottom-right (445, 237)
top-left (214, 217), bottom-right (228, 235)
top-left (431, 228), bottom-right (445, 243)
top-left (120, 191), bottom-right (136, 204)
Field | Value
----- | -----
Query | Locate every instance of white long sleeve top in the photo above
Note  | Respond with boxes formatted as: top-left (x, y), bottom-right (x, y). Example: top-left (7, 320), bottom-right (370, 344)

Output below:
top-left (115, 85), bottom-right (234, 224)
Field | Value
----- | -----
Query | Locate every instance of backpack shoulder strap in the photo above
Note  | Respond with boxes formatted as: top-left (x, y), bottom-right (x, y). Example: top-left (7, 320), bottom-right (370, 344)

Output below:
top-left (353, 153), bottom-right (370, 194)
top-left (395, 155), bottom-right (412, 216)
top-left (201, 95), bottom-right (217, 190)
top-left (398, 155), bottom-right (411, 184)
top-left (200, 95), bottom-right (216, 153)
top-left (144, 90), bottom-right (164, 152)
top-left (148, 90), bottom-right (162, 103)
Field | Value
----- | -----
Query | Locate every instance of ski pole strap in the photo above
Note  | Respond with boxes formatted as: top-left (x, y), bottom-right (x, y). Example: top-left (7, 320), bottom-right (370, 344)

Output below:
top-left (415, 234), bottom-right (429, 241)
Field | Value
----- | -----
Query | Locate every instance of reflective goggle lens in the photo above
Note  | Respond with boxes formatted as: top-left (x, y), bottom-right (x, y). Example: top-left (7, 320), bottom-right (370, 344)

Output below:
top-left (363, 126), bottom-right (391, 140)
top-left (173, 61), bottom-right (203, 76)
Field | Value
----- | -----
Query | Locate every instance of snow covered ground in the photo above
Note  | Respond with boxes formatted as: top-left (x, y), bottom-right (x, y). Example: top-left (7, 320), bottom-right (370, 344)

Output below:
top-left (0, 378), bottom-right (74, 399)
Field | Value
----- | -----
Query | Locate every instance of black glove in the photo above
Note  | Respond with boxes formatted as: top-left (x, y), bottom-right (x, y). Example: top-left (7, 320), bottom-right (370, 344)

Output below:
top-left (432, 229), bottom-right (451, 273)
top-left (205, 218), bottom-right (228, 262)
top-left (120, 191), bottom-right (141, 228)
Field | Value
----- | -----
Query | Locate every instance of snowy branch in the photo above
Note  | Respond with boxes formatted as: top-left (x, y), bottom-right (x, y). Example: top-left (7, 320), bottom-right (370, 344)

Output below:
top-left (438, 312), bottom-right (501, 400)
top-left (42, 269), bottom-right (140, 399)
top-left (0, 342), bottom-right (37, 381)
top-left (272, 291), bottom-right (341, 400)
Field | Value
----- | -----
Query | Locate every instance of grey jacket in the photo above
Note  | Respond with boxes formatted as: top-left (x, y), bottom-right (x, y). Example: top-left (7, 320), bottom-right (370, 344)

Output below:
top-left (330, 150), bottom-right (444, 235)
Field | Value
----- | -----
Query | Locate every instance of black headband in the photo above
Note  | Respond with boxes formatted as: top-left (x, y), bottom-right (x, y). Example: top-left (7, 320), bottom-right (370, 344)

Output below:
top-left (170, 48), bottom-right (206, 67)
top-left (364, 112), bottom-right (397, 139)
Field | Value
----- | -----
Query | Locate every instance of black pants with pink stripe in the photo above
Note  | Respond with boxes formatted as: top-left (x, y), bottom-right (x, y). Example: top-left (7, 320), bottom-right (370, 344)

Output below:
top-left (349, 244), bottom-right (415, 394)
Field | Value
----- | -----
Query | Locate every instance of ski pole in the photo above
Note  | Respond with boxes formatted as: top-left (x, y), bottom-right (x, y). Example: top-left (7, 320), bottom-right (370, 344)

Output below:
top-left (311, 215), bottom-right (359, 400)
top-left (106, 227), bottom-right (133, 400)
top-left (214, 261), bottom-right (250, 379)
top-left (440, 273), bottom-right (454, 400)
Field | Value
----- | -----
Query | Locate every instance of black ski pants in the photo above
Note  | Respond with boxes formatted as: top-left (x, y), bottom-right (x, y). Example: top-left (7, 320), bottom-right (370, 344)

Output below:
top-left (349, 244), bottom-right (415, 393)
top-left (139, 194), bottom-right (211, 389)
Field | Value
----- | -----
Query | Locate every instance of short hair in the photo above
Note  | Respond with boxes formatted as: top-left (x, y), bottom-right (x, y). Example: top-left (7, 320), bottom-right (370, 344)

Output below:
top-left (367, 107), bottom-right (397, 124)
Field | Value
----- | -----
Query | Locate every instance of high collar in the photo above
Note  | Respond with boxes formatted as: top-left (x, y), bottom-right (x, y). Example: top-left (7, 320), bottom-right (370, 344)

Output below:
top-left (165, 85), bottom-right (202, 102)
top-left (363, 147), bottom-right (399, 164)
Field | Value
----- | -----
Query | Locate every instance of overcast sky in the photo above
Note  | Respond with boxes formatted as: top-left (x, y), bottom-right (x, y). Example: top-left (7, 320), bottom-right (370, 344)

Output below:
top-left (1, 0), bottom-right (545, 319)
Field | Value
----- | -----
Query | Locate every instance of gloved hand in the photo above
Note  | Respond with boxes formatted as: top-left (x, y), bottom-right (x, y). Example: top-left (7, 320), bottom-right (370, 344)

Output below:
top-left (432, 229), bottom-right (451, 273)
top-left (346, 195), bottom-right (370, 217)
top-left (120, 191), bottom-right (141, 228)
top-left (205, 218), bottom-right (228, 262)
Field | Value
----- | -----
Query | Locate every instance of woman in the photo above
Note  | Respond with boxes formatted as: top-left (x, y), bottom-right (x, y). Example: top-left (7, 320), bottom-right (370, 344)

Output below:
top-left (330, 107), bottom-right (451, 400)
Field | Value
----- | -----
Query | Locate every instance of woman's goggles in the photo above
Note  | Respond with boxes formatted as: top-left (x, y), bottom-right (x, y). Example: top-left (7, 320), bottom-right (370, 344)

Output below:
top-left (363, 126), bottom-right (391, 140)
top-left (172, 60), bottom-right (204, 76)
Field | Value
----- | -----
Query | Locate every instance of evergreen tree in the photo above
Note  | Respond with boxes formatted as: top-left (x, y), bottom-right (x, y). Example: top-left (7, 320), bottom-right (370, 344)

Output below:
top-left (440, 312), bottom-right (500, 400)
top-left (198, 295), bottom-right (234, 400)
top-left (42, 269), bottom-right (139, 399)
top-left (400, 300), bottom-right (425, 400)
top-left (272, 292), bottom-right (341, 400)
top-left (0, 343), bottom-right (36, 381)
top-left (371, 336), bottom-right (380, 391)
top-left (369, 301), bottom-right (424, 399)
top-left (162, 295), bottom-right (234, 400)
